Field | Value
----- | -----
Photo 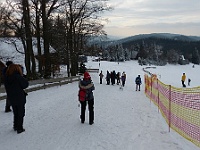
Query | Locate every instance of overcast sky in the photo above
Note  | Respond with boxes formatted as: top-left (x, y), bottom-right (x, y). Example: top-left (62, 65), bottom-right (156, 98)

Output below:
top-left (0, 0), bottom-right (199, 38)
top-left (102, 0), bottom-right (200, 38)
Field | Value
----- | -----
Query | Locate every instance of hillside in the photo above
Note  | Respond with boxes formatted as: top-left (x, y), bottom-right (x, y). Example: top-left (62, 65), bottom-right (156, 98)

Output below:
top-left (122, 37), bottom-right (200, 55)
top-left (101, 33), bottom-right (200, 52)
top-left (0, 59), bottom-right (199, 150)
top-left (99, 33), bottom-right (200, 64)
top-left (116, 33), bottom-right (200, 44)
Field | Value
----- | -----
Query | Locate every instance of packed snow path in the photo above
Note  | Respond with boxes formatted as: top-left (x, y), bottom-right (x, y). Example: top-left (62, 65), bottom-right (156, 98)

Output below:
top-left (0, 63), bottom-right (199, 150)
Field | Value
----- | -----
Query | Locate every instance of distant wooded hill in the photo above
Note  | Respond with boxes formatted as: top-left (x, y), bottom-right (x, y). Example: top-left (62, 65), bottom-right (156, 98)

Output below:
top-left (96, 33), bottom-right (200, 65)
top-left (102, 33), bottom-right (200, 55)
top-left (121, 36), bottom-right (200, 55)
top-left (104, 33), bottom-right (200, 51)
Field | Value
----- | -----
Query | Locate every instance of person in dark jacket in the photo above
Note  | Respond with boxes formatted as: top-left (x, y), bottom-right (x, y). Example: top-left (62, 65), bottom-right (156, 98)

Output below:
top-left (4, 64), bottom-right (29, 134)
top-left (79, 72), bottom-right (95, 125)
top-left (2, 60), bottom-right (13, 112)
top-left (135, 75), bottom-right (142, 91)
top-left (111, 71), bottom-right (116, 85)
top-left (106, 70), bottom-right (110, 85)
top-left (99, 70), bottom-right (104, 84)
top-left (116, 72), bottom-right (121, 85)
top-left (121, 72), bottom-right (126, 87)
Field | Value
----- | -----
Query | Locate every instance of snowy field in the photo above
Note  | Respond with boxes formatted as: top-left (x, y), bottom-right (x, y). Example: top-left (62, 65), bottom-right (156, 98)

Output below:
top-left (0, 58), bottom-right (200, 150)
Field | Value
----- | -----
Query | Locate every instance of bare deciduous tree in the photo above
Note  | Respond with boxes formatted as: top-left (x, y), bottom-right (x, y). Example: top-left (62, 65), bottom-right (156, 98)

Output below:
top-left (60, 0), bottom-right (112, 76)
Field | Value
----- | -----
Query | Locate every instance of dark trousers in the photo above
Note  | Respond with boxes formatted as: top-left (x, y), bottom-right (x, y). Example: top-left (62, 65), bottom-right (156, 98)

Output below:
top-left (100, 78), bottom-right (102, 84)
top-left (5, 97), bottom-right (11, 111)
top-left (12, 104), bottom-right (25, 130)
top-left (182, 80), bottom-right (186, 87)
top-left (111, 78), bottom-right (115, 85)
top-left (122, 81), bottom-right (125, 87)
top-left (136, 84), bottom-right (141, 91)
top-left (106, 79), bottom-right (110, 85)
top-left (80, 99), bottom-right (94, 123)
top-left (117, 78), bottom-right (120, 85)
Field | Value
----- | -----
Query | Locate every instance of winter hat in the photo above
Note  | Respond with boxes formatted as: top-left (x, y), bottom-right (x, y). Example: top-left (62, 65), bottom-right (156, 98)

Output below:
top-left (84, 72), bottom-right (90, 79)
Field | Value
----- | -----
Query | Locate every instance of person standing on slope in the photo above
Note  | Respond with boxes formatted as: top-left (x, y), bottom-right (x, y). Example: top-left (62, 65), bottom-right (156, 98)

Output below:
top-left (106, 70), bottom-right (110, 85)
top-left (181, 73), bottom-right (186, 87)
top-left (135, 75), bottom-right (142, 91)
top-left (4, 64), bottom-right (29, 134)
top-left (99, 70), bottom-right (104, 84)
top-left (121, 72), bottom-right (126, 87)
top-left (116, 72), bottom-right (121, 85)
top-left (79, 72), bottom-right (95, 125)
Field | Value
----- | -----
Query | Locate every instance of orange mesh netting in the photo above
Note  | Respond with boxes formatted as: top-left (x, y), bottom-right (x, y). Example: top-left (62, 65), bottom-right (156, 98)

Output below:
top-left (145, 74), bottom-right (200, 147)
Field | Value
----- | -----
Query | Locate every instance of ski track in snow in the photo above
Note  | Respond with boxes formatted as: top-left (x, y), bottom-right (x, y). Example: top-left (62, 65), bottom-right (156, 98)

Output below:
top-left (0, 60), bottom-right (199, 150)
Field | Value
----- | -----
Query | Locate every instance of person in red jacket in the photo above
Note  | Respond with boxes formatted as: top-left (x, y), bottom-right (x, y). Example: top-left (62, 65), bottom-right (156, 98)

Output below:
top-left (79, 72), bottom-right (95, 125)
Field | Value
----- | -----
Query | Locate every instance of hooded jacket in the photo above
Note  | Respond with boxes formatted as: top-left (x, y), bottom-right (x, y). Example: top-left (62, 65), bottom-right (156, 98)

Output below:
top-left (79, 78), bottom-right (95, 100)
top-left (5, 71), bottom-right (29, 106)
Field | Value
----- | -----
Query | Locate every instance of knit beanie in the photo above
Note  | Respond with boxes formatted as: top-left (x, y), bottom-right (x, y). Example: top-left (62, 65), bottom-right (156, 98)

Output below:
top-left (84, 72), bottom-right (90, 79)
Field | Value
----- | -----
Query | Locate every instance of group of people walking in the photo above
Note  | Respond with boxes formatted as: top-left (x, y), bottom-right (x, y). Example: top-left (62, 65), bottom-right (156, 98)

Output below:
top-left (100, 70), bottom-right (127, 87)
top-left (99, 70), bottom-right (142, 91)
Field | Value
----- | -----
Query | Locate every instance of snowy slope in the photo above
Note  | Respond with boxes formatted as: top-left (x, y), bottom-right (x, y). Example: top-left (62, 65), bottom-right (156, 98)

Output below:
top-left (0, 59), bottom-right (199, 150)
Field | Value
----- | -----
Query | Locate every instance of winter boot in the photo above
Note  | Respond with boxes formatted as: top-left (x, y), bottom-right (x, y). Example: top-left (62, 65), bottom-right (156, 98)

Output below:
top-left (5, 106), bottom-right (11, 113)
top-left (17, 128), bottom-right (25, 134)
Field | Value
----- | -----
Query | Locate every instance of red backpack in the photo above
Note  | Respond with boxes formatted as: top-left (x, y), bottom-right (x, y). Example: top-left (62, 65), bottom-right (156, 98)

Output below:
top-left (78, 89), bottom-right (87, 102)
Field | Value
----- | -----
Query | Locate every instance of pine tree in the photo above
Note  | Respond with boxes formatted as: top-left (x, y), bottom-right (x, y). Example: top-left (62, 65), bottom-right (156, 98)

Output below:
top-left (192, 48), bottom-right (200, 64)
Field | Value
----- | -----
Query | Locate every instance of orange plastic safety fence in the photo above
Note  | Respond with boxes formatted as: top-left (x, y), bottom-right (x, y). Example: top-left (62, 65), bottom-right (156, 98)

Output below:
top-left (144, 74), bottom-right (200, 147)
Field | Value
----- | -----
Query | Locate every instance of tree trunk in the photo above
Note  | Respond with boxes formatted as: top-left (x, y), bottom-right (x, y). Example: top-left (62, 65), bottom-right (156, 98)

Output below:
top-left (22, 0), bottom-right (36, 79)
top-left (41, 0), bottom-right (51, 78)
top-left (35, 2), bottom-right (43, 75)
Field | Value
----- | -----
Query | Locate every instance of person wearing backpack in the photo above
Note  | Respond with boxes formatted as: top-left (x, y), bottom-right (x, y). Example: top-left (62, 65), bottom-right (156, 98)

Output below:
top-left (135, 75), bottom-right (142, 91)
top-left (78, 72), bottom-right (95, 125)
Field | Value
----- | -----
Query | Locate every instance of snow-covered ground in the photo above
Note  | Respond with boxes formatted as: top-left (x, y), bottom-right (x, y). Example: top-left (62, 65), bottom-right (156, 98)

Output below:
top-left (0, 58), bottom-right (199, 150)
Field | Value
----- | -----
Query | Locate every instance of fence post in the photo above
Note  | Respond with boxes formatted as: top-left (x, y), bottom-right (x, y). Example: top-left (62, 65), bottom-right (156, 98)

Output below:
top-left (157, 78), bottom-right (159, 113)
top-left (43, 83), bottom-right (46, 89)
top-left (150, 75), bottom-right (153, 103)
top-left (169, 85), bottom-right (171, 132)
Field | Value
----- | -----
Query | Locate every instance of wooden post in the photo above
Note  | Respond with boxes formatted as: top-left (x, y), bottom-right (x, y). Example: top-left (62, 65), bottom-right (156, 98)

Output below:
top-left (150, 75), bottom-right (153, 103)
top-left (157, 78), bottom-right (160, 113)
top-left (169, 85), bottom-right (171, 132)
